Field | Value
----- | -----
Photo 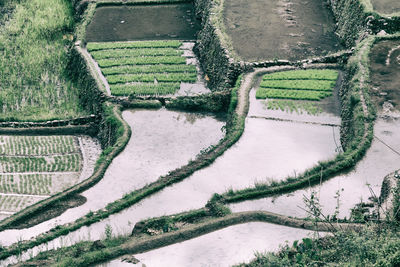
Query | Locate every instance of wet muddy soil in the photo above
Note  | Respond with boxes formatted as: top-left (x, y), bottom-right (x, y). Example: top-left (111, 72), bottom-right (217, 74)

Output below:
top-left (371, 0), bottom-right (400, 14)
top-left (86, 4), bottom-right (200, 42)
top-left (223, 0), bottom-right (343, 61)
top-left (370, 39), bottom-right (400, 113)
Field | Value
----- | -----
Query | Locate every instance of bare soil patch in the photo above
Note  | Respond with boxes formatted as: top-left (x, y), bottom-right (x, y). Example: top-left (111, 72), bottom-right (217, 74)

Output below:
top-left (371, 0), bottom-right (400, 15)
top-left (223, 0), bottom-right (342, 61)
top-left (370, 40), bottom-right (400, 112)
top-left (86, 4), bottom-right (200, 42)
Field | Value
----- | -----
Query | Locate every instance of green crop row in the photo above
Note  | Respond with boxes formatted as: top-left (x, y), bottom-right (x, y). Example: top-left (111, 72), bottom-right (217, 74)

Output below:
top-left (87, 40), bottom-right (183, 51)
top-left (106, 73), bottom-right (197, 84)
top-left (0, 174), bottom-right (52, 195)
top-left (101, 64), bottom-right (197, 76)
top-left (97, 56), bottom-right (187, 68)
top-left (259, 80), bottom-right (336, 91)
top-left (90, 48), bottom-right (183, 60)
top-left (256, 88), bottom-right (332, 101)
top-left (110, 83), bottom-right (180, 96)
top-left (0, 195), bottom-right (37, 212)
top-left (262, 69), bottom-right (339, 81)
top-left (0, 136), bottom-right (77, 156)
top-left (0, 154), bottom-right (81, 173)
top-left (265, 100), bottom-right (323, 115)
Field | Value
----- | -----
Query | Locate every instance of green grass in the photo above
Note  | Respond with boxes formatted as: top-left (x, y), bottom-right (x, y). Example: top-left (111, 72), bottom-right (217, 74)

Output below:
top-left (110, 83), bottom-right (180, 96)
top-left (262, 69), bottom-right (339, 81)
top-left (265, 100), bottom-right (323, 115)
top-left (101, 64), bottom-right (197, 75)
top-left (259, 80), bottom-right (336, 91)
top-left (256, 88), bottom-right (332, 101)
top-left (87, 40), bottom-right (182, 51)
top-left (97, 56), bottom-right (187, 68)
top-left (106, 73), bottom-right (197, 84)
top-left (0, 0), bottom-right (87, 121)
top-left (90, 48), bottom-right (183, 59)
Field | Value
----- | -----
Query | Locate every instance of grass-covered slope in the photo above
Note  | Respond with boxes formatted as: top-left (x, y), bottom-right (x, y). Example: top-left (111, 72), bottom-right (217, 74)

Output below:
top-left (0, 0), bottom-right (87, 121)
top-left (87, 40), bottom-right (198, 96)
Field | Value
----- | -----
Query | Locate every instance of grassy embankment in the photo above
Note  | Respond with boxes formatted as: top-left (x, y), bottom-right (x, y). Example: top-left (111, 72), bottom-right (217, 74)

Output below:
top-left (87, 41), bottom-right (198, 96)
top-left (0, 0), bottom-right (87, 121)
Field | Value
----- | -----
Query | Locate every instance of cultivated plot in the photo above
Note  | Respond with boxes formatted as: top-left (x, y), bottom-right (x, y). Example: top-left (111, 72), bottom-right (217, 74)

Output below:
top-left (0, 135), bottom-right (99, 218)
top-left (87, 40), bottom-right (205, 96)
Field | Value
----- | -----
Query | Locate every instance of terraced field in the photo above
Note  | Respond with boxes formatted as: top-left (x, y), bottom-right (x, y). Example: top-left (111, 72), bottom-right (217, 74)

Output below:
top-left (87, 40), bottom-right (200, 96)
top-left (256, 69), bottom-right (339, 114)
top-left (0, 136), bottom-right (88, 217)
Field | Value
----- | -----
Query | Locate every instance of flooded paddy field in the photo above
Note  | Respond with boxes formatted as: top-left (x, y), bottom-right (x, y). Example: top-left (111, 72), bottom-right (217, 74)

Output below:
top-left (0, 109), bottom-right (224, 247)
top-left (371, 0), bottom-right (400, 14)
top-left (230, 117), bottom-right (400, 219)
top-left (98, 222), bottom-right (316, 267)
top-left (223, 0), bottom-right (342, 61)
top-left (370, 39), bottom-right (400, 114)
top-left (86, 4), bottom-right (200, 42)
top-left (15, 87), bottom-right (340, 253)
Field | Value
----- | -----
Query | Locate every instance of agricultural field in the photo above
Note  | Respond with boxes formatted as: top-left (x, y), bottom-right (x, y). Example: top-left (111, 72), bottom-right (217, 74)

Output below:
top-left (256, 69), bottom-right (339, 112)
top-left (87, 40), bottom-right (199, 96)
top-left (0, 135), bottom-right (84, 217)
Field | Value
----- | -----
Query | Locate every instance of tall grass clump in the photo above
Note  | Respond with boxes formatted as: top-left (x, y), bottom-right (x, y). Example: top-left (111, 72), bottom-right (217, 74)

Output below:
top-left (0, 0), bottom-right (86, 121)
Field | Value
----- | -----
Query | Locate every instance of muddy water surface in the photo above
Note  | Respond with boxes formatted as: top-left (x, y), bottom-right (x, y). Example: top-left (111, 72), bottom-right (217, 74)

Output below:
top-left (224, 0), bottom-right (342, 61)
top-left (370, 40), bottom-right (400, 113)
top-left (371, 0), bottom-right (400, 14)
top-left (230, 118), bottom-right (400, 219)
top-left (98, 222), bottom-right (316, 267)
top-left (25, 107), bottom-right (341, 252)
top-left (86, 4), bottom-right (200, 42)
top-left (0, 109), bottom-right (224, 247)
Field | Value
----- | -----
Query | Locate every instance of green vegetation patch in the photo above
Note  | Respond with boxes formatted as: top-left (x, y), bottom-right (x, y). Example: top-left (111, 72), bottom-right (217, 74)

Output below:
top-left (262, 69), bottom-right (339, 80)
top-left (88, 40), bottom-right (201, 96)
top-left (257, 69), bottom-right (338, 101)
top-left (259, 80), bottom-right (336, 91)
top-left (87, 40), bottom-right (182, 51)
top-left (0, 0), bottom-right (87, 121)
top-left (102, 64), bottom-right (196, 75)
top-left (0, 195), bottom-right (38, 212)
top-left (106, 73), bottom-right (197, 84)
top-left (97, 56), bottom-right (187, 68)
top-left (256, 88), bottom-right (332, 101)
top-left (0, 174), bottom-right (52, 195)
top-left (110, 83), bottom-right (180, 96)
top-left (0, 136), bottom-right (77, 156)
top-left (0, 154), bottom-right (81, 173)
top-left (90, 48), bottom-right (183, 59)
